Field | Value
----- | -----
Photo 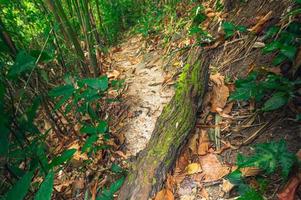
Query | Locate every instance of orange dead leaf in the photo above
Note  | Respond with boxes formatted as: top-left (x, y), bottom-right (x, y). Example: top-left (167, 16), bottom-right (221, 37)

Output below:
top-left (248, 11), bottom-right (273, 34)
top-left (166, 174), bottom-right (176, 191)
top-left (176, 149), bottom-right (190, 171)
top-left (188, 133), bottom-right (199, 154)
top-left (199, 154), bottom-right (230, 181)
top-left (197, 129), bottom-right (210, 156)
top-left (210, 73), bottom-right (229, 113)
top-left (277, 176), bottom-right (300, 200)
top-left (154, 189), bottom-right (174, 200)
top-left (199, 187), bottom-right (209, 199)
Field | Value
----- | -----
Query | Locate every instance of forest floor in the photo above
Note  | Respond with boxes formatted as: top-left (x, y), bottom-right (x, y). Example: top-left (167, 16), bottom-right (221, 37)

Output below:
top-left (46, 0), bottom-right (301, 199)
top-left (108, 36), bottom-right (174, 155)
top-left (105, 0), bottom-right (301, 199)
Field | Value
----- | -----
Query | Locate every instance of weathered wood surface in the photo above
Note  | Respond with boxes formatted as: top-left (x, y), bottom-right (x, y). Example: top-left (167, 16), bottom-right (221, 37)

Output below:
top-left (118, 47), bottom-right (210, 200)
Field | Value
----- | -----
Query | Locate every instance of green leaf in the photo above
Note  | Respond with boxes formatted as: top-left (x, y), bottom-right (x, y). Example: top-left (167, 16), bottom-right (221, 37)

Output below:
top-left (79, 76), bottom-right (109, 91)
top-left (97, 177), bottom-right (125, 200)
top-left (5, 171), bottom-right (34, 200)
top-left (226, 169), bottom-right (243, 185)
top-left (34, 171), bottom-right (54, 200)
top-left (80, 125), bottom-right (98, 135)
top-left (49, 149), bottom-right (76, 168)
top-left (238, 188), bottom-right (264, 200)
top-left (262, 92), bottom-right (289, 111)
top-left (111, 163), bottom-right (123, 174)
top-left (296, 114), bottom-right (301, 121)
top-left (264, 26), bottom-right (280, 40)
top-left (280, 45), bottom-right (297, 60)
top-left (277, 140), bottom-right (296, 178)
top-left (82, 135), bottom-right (98, 152)
top-left (8, 51), bottom-right (36, 77)
top-left (262, 41), bottom-right (282, 53)
top-left (97, 121), bottom-right (108, 133)
top-left (272, 53), bottom-right (287, 66)
top-left (49, 84), bottom-right (75, 97)
top-left (295, 0), bottom-right (301, 4)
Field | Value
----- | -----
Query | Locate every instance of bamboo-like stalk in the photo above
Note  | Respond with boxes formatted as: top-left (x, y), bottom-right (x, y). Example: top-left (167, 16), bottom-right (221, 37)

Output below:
top-left (45, 0), bottom-right (87, 76)
top-left (79, 0), bottom-right (99, 76)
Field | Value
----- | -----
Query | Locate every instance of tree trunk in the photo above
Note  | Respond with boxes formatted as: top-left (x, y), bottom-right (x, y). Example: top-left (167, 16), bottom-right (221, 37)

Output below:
top-left (118, 47), bottom-right (209, 200)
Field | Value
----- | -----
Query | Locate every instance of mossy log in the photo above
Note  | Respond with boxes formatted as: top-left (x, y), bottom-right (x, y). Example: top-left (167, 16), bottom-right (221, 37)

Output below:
top-left (118, 47), bottom-right (209, 200)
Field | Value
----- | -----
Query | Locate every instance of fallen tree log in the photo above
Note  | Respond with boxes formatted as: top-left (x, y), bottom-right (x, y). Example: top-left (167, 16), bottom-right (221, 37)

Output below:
top-left (118, 47), bottom-right (209, 200)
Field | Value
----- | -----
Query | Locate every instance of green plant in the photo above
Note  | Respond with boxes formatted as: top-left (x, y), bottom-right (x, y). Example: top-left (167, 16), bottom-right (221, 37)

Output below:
top-left (227, 140), bottom-right (297, 199)
top-left (263, 22), bottom-right (301, 66)
top-left (189, 5), bottom-right (213, 43)
top-left (222, 21), bottom-right (247, 39)
top-left (230, 72), bottom-right (300, 111)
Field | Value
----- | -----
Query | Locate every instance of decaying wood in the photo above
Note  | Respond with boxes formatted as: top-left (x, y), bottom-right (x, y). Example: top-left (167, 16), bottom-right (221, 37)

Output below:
top-left (118, 47), bottom-right (210, 200)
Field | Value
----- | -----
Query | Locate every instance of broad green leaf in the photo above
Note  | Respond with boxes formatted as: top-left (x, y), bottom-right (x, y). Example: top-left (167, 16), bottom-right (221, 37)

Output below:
top-left (111, 163), bottom-right (123, 174)
top-left (280, 45), bottom-right (297, 60)
top-left (34, 171), bottom-right (54, 200)
top-left (226, 169), bottom-right (243, 185)
top-left (82, 135), bottom-right (98, 152)
top-left (272, 53), bottom-right (287, 66)
top-left (49, 149), bottom-right (76, 168)
top-left (29, 50), bottom-right (52, 63)
top-left (5, 171), bottom-right (34, 200)
top-left (296, 114), bottom-right (301, 121)
top-left (79, 76), bottom-right (109, 91)
top-left (97, 121), bottom-right (108, 133)
top-left (238, 188), bottom-right (264, 200)
top-left (8, 51), bottom-right (36, 77)
top-left (97, 177), bottom-right (125, 200)
top-left (237, 25), bottom-right (247, 32)
top-left (54, 92), bottom-right (73, 110)
top-left (264, 26), bottom-right (280, 40)
top-left (262, 92), bottom-right (289, 111)
top-left (295, 0), bottom-right (301, 3)
top-left (80, 125), bottom-right (98, 135)
top-left (49, 84), bottom-right (74, 97)
top-left (262, 41), bottom-right (282, 53)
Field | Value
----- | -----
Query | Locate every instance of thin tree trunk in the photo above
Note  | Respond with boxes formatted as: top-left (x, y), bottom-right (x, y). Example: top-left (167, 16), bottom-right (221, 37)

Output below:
top-left (0, 17), bottom-right (18, 58)
top-left (45, 0), bottom-right (87, 76)
top-left (80, 0), bottom-right (99, 76)
top-left (118, 47), bottom-right (209, 200)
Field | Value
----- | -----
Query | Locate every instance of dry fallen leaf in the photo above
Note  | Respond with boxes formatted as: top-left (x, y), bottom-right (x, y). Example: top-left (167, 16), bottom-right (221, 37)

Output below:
top-left (107, 70), bottom-right (120, 79)
top-left (197, 129), bottom-right (209, 156)
top-left (277, 176), bottom-right (300, 200)
top-left (176, 149), bottom-right (190, 171)
top-left (154, 189), bottom-right (174, 200)
top-left (199, 187), bottom-right (210, 200)
top-left (221, 179), bottom-right (234, 193)
top-left (166, 174), bottom-right (176, 191)
top-left (210, 73), bottom-right (229, 113)
top-left (188, 133), bottom-right (199, 154)
top-left (67, 141), bottom-right (88, 163)
top-left (199, 154), bottom-right (230, 181)
top-left (248, 11), bottom-right (273, 34)
top-left (186, 163), bottom-right (202, 175)
top-left (240, 166), bottom-right (261, 177)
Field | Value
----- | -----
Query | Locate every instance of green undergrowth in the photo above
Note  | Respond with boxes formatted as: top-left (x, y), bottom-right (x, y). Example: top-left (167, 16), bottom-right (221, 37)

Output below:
top-left (226, 140), bottom-right (297, 199)
top-left (228, 0), bottom-right (301, 198)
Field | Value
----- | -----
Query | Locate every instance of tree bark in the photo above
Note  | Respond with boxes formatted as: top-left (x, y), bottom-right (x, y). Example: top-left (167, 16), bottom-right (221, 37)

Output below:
top-left (118, 47), bottom-right (209, 200)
